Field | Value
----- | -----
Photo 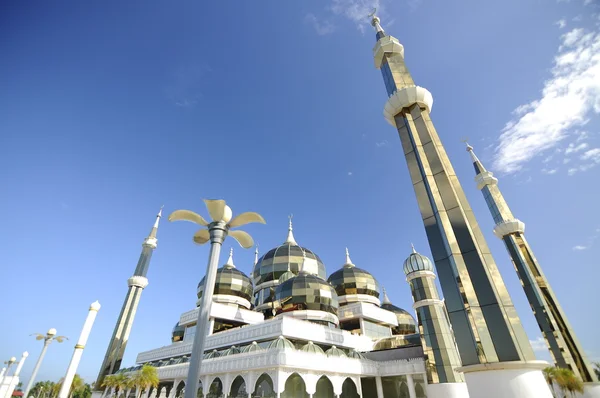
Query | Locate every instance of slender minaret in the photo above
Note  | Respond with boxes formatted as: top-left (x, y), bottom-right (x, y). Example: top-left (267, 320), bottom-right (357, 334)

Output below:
top-left (403, 245), bottom-right (465, 394)
top-left (94, 208), bottom-right (162, 390)
top-left (369, 13), bottom-right (551, 397)
top-left (466, 144), bottom-right (598, 383)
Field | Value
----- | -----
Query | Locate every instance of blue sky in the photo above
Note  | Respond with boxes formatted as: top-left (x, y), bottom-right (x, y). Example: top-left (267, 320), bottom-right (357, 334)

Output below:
top-left (1, 0), bottom-right (599, 385)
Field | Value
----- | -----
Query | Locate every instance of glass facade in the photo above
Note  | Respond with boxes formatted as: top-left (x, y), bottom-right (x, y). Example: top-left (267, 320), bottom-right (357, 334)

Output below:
top-left (197, 265), bottom-right (253, 304)
top-left (382, 375), bottom-right (410, 398)
top-left (327, 266), bottom-right (380, 300)
top-left (172, 322), bottom-right (185, 343)
top-left (362, 319), bottom-right (391, 339)
top-left (252, 243), bottom-right (326, 286)
top-left (183, 324), bottom-right (196, 342)
top-left (275, 273), bottom-right (338, 316)
top-left (380, 303), bottom-right (417, 335)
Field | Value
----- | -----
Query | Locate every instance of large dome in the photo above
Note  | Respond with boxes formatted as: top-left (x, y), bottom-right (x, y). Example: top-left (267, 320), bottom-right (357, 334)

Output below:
top-left (252, 219), bottom-right (326, 287)
top-left (275, 272), bottom-right (338, 317)
top-left (327, 249), bottom-right (380, 306)
top-left (381, 289), bottom-right (417, 335)
top-left (403, 245), bottom-right (434, 275)
top-left (197, 249), bottom-right (253, 309)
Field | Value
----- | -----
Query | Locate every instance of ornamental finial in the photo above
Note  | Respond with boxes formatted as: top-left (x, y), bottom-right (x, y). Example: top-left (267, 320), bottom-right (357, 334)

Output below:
top-left (225, 247), bottom-right (235, 268)
top-left (369, 8), bottom-right (384, 33)
top-left (382, 287), bottom-right (392, 305)
top-left (463, 140), bottom-right (484, 167)
top-left (344, 247), bottom-right (355, 267)
top-left (254, 244), bottom-right (259, 265)
top-left (147, 206), bottom-right (163, 241)
top-left (285, 214), bottom-right (297, 245)
top-left (411, 243), bottom-right (416, 253)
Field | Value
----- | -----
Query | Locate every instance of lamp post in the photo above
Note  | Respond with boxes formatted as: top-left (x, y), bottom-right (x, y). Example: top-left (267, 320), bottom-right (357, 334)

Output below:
top-left (23, 329), bottom-right (68, 398)
top-left (169, 199), bottom-right (265, 398)
top-left (4, 352), bottom-right (29, 398)
top-left (58, 301), bottom-right (101, 398)
top-left (0, 358), bottom-right (16, 391)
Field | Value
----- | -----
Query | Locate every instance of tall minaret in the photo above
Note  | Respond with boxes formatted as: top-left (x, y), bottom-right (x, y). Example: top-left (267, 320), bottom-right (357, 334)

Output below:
top-left (403, 245), bottom-right (466, 396)
top-left (466, 144), bottom-right (598, 383)
top-left (369, 13), bottom-right (551, 397)
top-left (94, 208), bottom-right (162, 390)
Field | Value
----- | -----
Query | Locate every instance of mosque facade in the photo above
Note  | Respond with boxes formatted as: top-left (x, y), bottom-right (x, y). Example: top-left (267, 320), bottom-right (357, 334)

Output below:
top-left (91, 11), bottom-right (600, 398)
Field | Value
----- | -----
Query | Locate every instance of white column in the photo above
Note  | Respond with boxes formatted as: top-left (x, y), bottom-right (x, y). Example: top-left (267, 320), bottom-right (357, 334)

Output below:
top-left (4, 352), bottom-right (29, 398)
top-left (58, 301), bottom-right (101, 398)
top-left (375, 377), bottom-right (384, 398)
top-left (207, 319), bottom-right (215, 336)
top-left (406, 374), bottom-right (416, 398)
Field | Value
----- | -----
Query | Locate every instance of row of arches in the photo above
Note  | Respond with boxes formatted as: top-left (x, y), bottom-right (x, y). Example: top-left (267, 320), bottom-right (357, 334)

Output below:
top-left (169, 373), bottom-right (360, 398)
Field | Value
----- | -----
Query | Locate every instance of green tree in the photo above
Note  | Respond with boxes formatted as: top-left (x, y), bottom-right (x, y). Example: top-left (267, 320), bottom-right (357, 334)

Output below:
top-left (554, 368), bottom-right (584, 398)
top-left (594, 362), bottom-right (600, 380)
top-left (113, 374), bottom-right (130, 398)
top-left (543, 367), bottom-right (557, 397)
top-left (102, 376), bottom-right (117, 398)
top-left (131, 365), bottom-right (159, 398)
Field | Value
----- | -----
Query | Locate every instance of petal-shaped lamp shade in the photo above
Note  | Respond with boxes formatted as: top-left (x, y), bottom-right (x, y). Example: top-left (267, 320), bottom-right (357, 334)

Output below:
top-left (204, 199), bottom-right (232, 223)
top-left (168, 210), bottom-right (209, 226)
top-left (228, 212), bottom-right (266, 228)
top-left (229, 230), bottom-right (254, 248)
top-left (193, 229), bottom-right (210, 245)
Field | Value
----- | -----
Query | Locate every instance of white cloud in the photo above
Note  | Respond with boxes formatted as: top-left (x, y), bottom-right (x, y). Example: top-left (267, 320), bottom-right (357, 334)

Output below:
top-left (581, 147), bottom-right (600, 162)
top-left (565, 142), bottom-right (589, 154)
top-left (568, 167), bottom-right (579, 175)
top-left (573, 245), bottom-right (588, 250)
top-left (542, 168), bottom-right (558, 174)
top-left (376, 140), bottom-right (389, 147)
top-left (304, 13), bottom-right (336, 36)
top-left (584, 0), bottom-right (593, 5)
top-left (530, 337), bottom-right (548, 352)
top-left (493, 28), bottom-right (600, 174)
top-left (331, 0), bottom-right (380, 32)
top-left (556, 19), bottom-right (567, 29)
top-left (348, 171), bottom-right (353, 176)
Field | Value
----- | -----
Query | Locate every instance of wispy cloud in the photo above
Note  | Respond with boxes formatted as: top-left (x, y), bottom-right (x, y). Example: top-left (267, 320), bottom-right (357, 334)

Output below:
top-left (493, 28), bottom-right (600, 174)
top-left (530, 337), bottom-right (548, 352)
top-left (165, 63), bottom-right (211, 108)
top-left (331, 0), bottom-right (380, 32)
top-left (542, 168), bottom-right (558, 174)
top-left (375, 140), bottom-right (389, 147)
top-left (565, 142), bottom-right (589, 154)
top-left (572, 227), bottom-right (600, 250)
top-left (556, 19), bottom-right (567, 29)
top-left (347, 171), bottom-right (353, 176)
top-left (304, 13), bottom-right (336, 35)
top-left (573, 244), bottom-right (588, 250)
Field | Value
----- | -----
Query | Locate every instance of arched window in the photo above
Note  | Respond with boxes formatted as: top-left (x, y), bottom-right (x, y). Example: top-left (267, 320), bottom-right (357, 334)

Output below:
top-left (206, 378), bottom-right (223, 398)
top-left (229, 376), bottom-right (247, 398)
top-left (175, 382), bottom-right (185, 398)
top-left (253, 374), bottom-right (275, 398)
top-left (340, 378), bottom-right (359, 398)
top-left (282, 374), bottom-right (308, 398)
top-left (315, 376), bottom-right (334, 398)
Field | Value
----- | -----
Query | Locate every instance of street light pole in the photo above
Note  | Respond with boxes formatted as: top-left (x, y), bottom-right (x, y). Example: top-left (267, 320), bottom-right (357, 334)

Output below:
top-left (4, 352), bottom-right (29, 398)
top-left (0, 358), bottom-right (16, 390)
top-left (169, 199), bottom-right (265, 398)
top-left (24, 329), bottom-right (67, 398)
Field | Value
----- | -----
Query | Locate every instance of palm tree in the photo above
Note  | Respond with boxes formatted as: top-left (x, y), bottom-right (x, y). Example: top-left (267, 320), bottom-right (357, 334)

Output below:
top-left (130, 365), bottom-right (159, 398)
top-left (113, 374), bottom-right (130, 398)
top-left (554, 368), bottom-right (584, 398)
top-left (594, 362), bottom-right (600, 379)
top-left (69, 375), bottom-right (86, 398)
top-left (543, 367), bottom-right (557, 397)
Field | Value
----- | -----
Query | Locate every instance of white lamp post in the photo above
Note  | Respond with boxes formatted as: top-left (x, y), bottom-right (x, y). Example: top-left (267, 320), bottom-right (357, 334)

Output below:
top-left (23, 328), bottom-right (68, 398)
top-left (169, 199), bottom-right (265, 398)
top-left (0, 358), bottom-right (16, 391)
top-left (57, 301), bottom-right (101, 398)
top-left (3, 352), bottom-right (29, 398)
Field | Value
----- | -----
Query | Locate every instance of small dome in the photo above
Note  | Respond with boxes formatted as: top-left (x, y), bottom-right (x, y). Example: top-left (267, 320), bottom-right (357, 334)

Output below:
top-left (197, 249), bottom-right (253, 308)
top-left (171, 322), bottom-right (185, 343)
top-left (403, 245), bottom-right (434, 275)
top-left (268, 336), bottom-right (295, 350)
top-left (327, 249), bottom-right (380, 306)
top-left (300, 341), bottom-right (325, 355)
top-left (222, 345), bottom-right (240, 356)
top-left (347, 349), bottom-right (365, 359)
top-left (204, 350), bottom-right (221, 359)
top-left (381, 289), bottom-right (417, 335)
top-left (373, 334), bottom-right (421, 350)
top-left (241, 341), bottom-right (263, 353)
top-left (278, 271), bottom-right (296, 283)
top-left (325, 345), bottom-right (347, 358)
top-left (252, 220), bottom-right (326, 286)
top-left (275, 272), bottom-right (338, 316)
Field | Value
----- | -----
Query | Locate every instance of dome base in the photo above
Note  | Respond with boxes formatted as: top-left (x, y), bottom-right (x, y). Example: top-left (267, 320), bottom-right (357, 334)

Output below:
top-left (276, 310), bottom-right (339, 327)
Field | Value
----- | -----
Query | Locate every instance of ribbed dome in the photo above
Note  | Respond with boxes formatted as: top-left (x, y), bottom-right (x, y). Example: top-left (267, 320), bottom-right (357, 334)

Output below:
top-left (348, 349), bottom-right (365, 359)
top-left (275, 272), bottom-right (338, 316)
top-left (252, 221), bottom-right (326, 286)
top-left (268, 336), bottom-right (295, 350)
top-left (197, 249), bottom-right (253, 308)
top-left (204, 350), bottom-right (221, 359)
top-left (240, 341), bottom-right (263, 353)
top-left (278, 271), bottom-right (296, 283)
top-left (381, 289), bottom-right (417, 335)
top-left (325, 345), bottom-right (347, 358)
top-left (403, 246), bottom-right (434, 275)
top-left (171, 322), bottom-right (185, 343)
top-left (327, 249), bottom-right (380, 305)
top-left (222, 345), bottom-right (240, 356)
top-left (300, 341), bottom-right (325, 355)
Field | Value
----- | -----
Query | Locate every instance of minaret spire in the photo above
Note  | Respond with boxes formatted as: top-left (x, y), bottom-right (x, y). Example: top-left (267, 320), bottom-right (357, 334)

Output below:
top-left (470, 146), bottom-right (598, 383)
top-left (94, 209), bottom-right (160, 391)
top-left (381, 287), bottom-right (392, 305)
top-left (254, 245), bottom-right (259, 266)
top-left (284, 214), bottom-right (297, 245)
top-left (344, 247), bottom-right (355, 267)
top-left (410, 242), bottom-right (416, 253)
top-left (225, 247), bottom-right (235, 268)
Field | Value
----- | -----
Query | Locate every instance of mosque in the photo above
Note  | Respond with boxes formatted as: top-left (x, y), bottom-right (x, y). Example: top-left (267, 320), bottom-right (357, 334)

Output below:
top-left (91, 12), bottom-right (599, 398)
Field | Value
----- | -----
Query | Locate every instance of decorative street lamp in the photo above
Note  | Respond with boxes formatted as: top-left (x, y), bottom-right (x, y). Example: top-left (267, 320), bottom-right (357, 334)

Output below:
top-left (3, 352), bottom-right (29, 398)
top-left (23, 329), bottom-right (68, 398)
top-left (0, 358), bottom-right (16, 390)
top-left (169, 199), bottom-right (265, 398)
